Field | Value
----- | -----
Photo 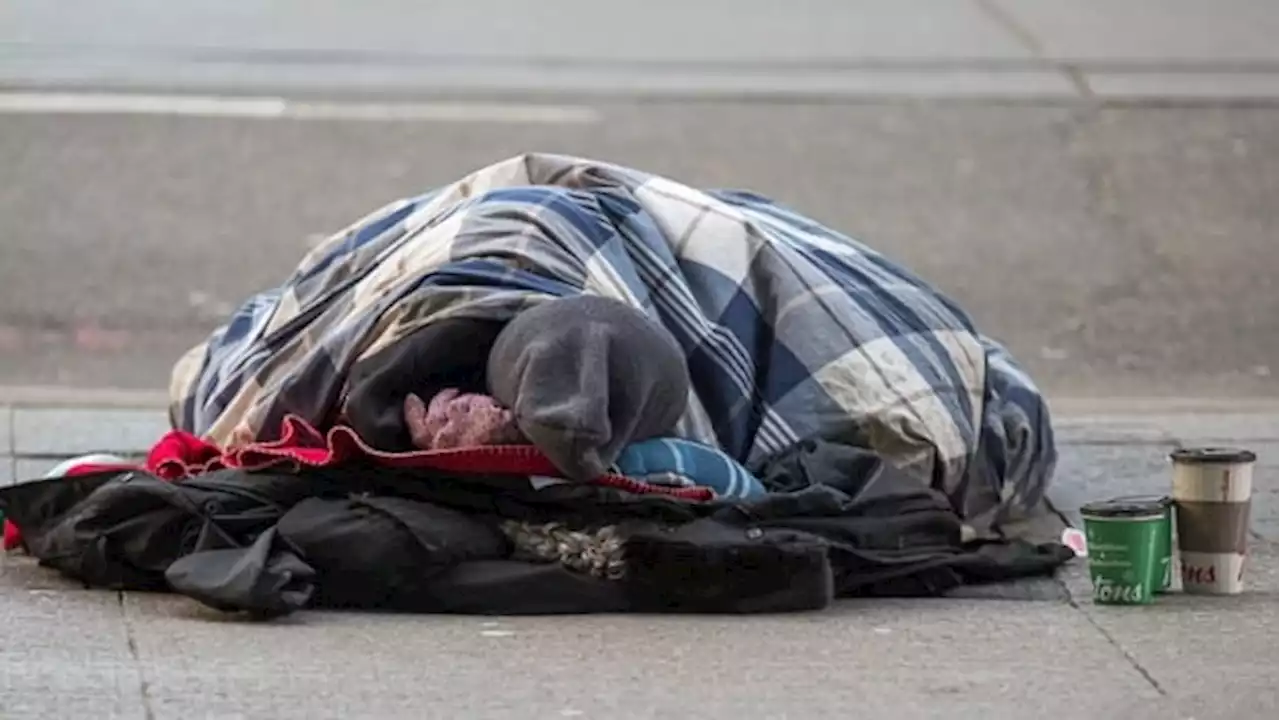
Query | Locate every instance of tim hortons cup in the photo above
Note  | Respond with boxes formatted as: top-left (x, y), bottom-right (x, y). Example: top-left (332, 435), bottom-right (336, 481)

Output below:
top-left (1170, 447), bottom-right (1256, 595)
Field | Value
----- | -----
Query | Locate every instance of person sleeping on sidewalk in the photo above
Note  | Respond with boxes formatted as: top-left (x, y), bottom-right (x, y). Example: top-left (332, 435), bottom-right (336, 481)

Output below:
top-left (390, 294), bottom-right (766, 499)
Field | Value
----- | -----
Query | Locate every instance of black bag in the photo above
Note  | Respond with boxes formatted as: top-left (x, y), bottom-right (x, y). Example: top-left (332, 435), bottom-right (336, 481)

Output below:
top-left (0, 469), bottom-right (320, 591)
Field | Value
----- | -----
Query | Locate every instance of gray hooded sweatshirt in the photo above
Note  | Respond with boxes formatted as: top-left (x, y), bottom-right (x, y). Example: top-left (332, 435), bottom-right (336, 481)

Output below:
top-left (486, 295), bottom-right (691, 482)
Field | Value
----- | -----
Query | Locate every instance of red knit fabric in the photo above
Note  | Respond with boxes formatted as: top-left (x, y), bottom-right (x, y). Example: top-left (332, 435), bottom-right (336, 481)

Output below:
top-left (4, 416), bottom-right (712, 551)
top-left (146, 430), bottom-right (223, 480)
top-left (152, 415), bottom-right (713, 502)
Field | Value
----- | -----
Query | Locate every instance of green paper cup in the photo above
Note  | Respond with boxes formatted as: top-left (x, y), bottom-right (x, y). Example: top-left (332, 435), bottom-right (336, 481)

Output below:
top-left (1080, 498), bottom-right (1166, 605)
top-left (1108, 494), bottom-right (1173, 593)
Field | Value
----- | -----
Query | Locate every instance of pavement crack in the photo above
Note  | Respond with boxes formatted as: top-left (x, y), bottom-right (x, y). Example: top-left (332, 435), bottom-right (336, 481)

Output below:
top-left (971, 0), bottom-right (1096, 100)
top-left (1066, 595), bottom-right (1168, 697)
top-left (971, 0), bottom-right (1047, 56)
top-left (118, 591), bottom-right (157, 720)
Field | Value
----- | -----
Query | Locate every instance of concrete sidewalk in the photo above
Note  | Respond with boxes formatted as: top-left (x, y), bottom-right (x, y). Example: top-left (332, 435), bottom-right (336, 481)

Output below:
top-left (0, 0), bottom-right (1275, 100)
top-left (2, 401), bottom-right (1276, 719)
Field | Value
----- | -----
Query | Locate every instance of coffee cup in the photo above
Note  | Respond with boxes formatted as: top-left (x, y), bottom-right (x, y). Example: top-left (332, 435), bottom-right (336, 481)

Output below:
top-left (1080, 498), bottom-right (1167, 605)
top-left (1169, 447), bottom-right (1255, 595)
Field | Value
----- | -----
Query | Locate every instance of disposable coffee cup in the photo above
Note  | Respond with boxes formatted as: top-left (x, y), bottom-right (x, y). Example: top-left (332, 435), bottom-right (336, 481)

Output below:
top-left (1109, 494), bottom-right (1173, 593)
top-left (1080, 498), bottom-right (1166, 605)
top-left (1170, 447), bottom-right (1255, 595)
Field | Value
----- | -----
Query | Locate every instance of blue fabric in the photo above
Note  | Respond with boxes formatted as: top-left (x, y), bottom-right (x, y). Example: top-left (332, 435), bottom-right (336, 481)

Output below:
top-left (615, 438), bottom-right (767, 500)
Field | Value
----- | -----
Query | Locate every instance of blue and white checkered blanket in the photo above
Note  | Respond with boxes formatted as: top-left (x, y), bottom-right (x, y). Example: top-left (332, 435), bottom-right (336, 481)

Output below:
top-left (169, 153), bottom-right (1055, 530)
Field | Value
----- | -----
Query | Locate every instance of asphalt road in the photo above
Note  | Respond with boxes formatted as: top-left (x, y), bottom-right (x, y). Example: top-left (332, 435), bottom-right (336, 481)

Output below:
top-left (0, 0), bottom-right (1275, 400)
top-left (0, 101), bottom-right (1275, 398)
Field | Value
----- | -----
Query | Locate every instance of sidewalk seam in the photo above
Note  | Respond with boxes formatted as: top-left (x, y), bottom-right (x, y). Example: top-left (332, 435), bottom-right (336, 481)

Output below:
top-left (118, 591), bottom-right (157, 720)
top-left (1066, 597), bottom-right (1168, 697)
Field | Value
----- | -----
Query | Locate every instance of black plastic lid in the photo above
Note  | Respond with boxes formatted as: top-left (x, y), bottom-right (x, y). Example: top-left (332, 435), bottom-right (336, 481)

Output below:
top-left (1109, 493), bottom-right (1172, 508)
top-left (1169, 447), bottom-right (1257, 465)
top-left (1080, 497), bottom-right (1168, 518)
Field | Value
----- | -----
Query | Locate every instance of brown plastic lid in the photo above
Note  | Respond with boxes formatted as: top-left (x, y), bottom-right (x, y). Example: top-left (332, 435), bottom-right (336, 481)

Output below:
top-left (1169, 447), bottom-right (1256, 465)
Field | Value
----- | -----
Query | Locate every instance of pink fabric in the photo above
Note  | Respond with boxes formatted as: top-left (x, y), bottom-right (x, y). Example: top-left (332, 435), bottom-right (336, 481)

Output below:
top-left (404, 389), bottom-right (525, 450)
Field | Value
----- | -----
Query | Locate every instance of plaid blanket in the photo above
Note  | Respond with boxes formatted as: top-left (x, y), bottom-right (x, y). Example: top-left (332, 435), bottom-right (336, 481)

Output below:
top-left (170, 153), bottom-right (1055, 529)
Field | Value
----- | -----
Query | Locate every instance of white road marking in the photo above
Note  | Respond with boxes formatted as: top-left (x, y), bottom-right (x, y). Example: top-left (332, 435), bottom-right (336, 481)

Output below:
top-left (285, 99), bottom-right (599, 123)
top-left (0, 92), bottom-right (601, 124)
top-left (0, 92), bottom-right (287, 117)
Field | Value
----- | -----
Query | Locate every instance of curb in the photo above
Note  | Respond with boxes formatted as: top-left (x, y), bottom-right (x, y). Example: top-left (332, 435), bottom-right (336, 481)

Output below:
top-left (1047, 397), bottom-right (1277, 416)
top-left (0, 385), bottom-right (168, 409)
